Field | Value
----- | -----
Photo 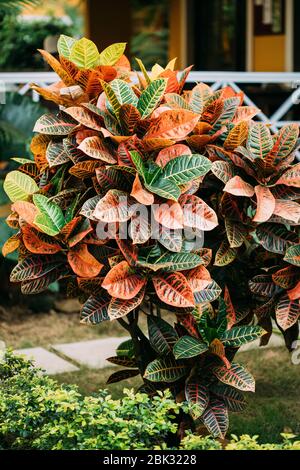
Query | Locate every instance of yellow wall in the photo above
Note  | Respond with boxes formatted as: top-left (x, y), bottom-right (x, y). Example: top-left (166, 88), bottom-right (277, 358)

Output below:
top-left (253, 35), bottom-right (286, 72)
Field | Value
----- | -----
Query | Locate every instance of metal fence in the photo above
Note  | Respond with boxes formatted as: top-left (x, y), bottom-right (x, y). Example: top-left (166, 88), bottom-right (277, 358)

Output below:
top-left (1, 70), bottom-right (300, 134)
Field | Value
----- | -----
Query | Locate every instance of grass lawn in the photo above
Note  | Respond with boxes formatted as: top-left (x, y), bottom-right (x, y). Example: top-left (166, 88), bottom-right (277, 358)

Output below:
top-left (54, 346), bottom-right (300, 444)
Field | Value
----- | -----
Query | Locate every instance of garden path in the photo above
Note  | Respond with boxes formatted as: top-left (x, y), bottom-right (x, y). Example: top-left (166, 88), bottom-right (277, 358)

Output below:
top-left (14, 334), bottom-right (284, 375)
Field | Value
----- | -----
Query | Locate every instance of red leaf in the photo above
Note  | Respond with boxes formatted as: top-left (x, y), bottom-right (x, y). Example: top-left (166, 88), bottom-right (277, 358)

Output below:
top-left (288, 281), bottom-right (300, 301)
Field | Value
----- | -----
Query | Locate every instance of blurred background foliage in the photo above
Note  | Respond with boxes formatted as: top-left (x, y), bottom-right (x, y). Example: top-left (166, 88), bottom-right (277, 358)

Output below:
top-left (130, 0), bottom-right (169, 69)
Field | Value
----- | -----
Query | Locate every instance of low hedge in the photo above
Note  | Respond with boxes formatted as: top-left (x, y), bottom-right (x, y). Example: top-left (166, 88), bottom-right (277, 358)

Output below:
top-left (0, 351), bottom-right (299, 450)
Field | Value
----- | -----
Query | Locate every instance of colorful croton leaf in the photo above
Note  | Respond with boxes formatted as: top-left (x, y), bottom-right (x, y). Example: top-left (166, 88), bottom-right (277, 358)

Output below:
top-left (2, 35), bottom-right (300, 440)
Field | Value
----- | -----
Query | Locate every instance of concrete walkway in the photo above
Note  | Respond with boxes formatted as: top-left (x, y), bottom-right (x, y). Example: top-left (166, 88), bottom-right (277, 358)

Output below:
top-left (14, 333), bottom-right (285, 376)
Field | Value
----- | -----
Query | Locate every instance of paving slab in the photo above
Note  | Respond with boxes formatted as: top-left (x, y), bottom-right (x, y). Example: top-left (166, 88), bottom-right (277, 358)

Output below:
top-left (52, 337), bottom-right (130, 369)
top-left (239, 333), bottom-right (284, 353)
top-left (15, 347), bottom-right (79, 375)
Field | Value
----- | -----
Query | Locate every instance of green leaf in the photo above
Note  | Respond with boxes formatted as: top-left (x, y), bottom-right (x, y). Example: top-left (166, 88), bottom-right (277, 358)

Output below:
top-left (20, 268), bottom-right (66, 295)
top-left (135, 57), bottom-right (152, 86)
top-left (185, 379), bottom-right (209, 418)
top-left (3, 171), bottom-right (38, 202)
top-left (173, 335), bottom-right (209, 359)
top-left (144, 178), bottom-right (180, 201)
top-left (69, 37), bottom-right (100, 69)
top-left (100, 80), bottom-right (121, 119)
top-left (33, 194), bottom-right (65, 236)
top-left (213, 362), bottom-right (255, 392)
top-left (46, 141), bottom-right (69, 167)
top-left (201, 398), bottom-right (229, 439)
top-left (57, 34), bottom-right (76, 58)
top-left (284, 244), bottom-right (300, 266)
top-left (165, 93), bottom-right (191, 110)
top-left (158, 252), bottom-right (204, 272)
top-left (147, 316), bottom-right (178, 355)
top-left (137, 78), bottom-right (167, 119)
top-left (210, 383), bottom-right (247, 412)
top-left (144, 357), bottom-right (188, 383)
top-left (129, 150), bottom-right (146, 177)
top-left (110, 79), bottom-right (138, 107)
top-left (116, 339), bottom-right (135, 358)
top-left (158, 228), bottom-right (182, 253)
top-left (194, 281), bottom-right (222, 304)
top-left (225, 219), bottom-right (245, 248)
top-left (214, 240), bottom-right (238, 266)
top-left (10, 255), bottom-right (64, 283)
top-left (247, 122), bottom-right (273, 159)
top-left (219, 325), bottom-right (265, 347)
top-left (211, 161), bottom-right (235, 183)
top-left (162, 154), bottom-right (212, 185)
top-left (99, 42), bottom-right (126, 66)
top-left (255, 223), bottom-right (298, 254)
top-left (80, 294), bottom-right (110, 325)
top-left (107, 369), bottom-right (140, 384)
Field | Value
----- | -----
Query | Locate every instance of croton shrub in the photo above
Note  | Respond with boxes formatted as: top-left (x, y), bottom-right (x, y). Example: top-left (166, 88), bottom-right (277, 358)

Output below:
top-left (2, 36), bottom-right (300, 439)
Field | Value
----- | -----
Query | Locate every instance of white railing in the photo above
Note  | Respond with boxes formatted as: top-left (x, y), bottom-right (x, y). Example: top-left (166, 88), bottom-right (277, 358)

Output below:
top-left (1, 70), bottom-right (300, 133)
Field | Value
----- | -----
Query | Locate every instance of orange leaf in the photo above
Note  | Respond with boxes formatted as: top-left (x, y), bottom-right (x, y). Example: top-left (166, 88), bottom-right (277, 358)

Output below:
top-left (153, 200), bottom-right (183, 229)
top-left (232, 106), bottom-right (259, 124)
top-left (11, 201), bottom-right (39, 227)
top-left (223, 176), bottom-right (255, 197)
top-left (22, 223), bottom-right (62, 254)
top-left (142, 138), bottom-right (174, 151)
top-left (102, 260), bottom-right (146, 300)
top-left (253, 185), bottom-right (275, 222)
top-left (224, 285), bottom-right (236, 329)
top-left (179, 194), bottom-right (218, 231)
top-left (145, 109), bottom-right (199, 141)
top-left (131, 173), bottom-right (154, 205)
top-left (2, 234), bottom-right (20, 257)
top-left (156, 143), bottom-right (191, 167)
top-left (153, 271), bottom-right (195, 307)
top-left (108, 286), bottom-right (146, 320)
top-left (224, 121), bottom-right (248, 150)
top-left (38, 49), bottom-right (75, 86)
top-left (276, 163), bottom-right (300, 187)
top-left (186, 265), bottom-right (211, 292)
top-left (209, 338), bottom-right (231, 369)
top-left (186, 134), bottom-right (213, 151)
top-left (68, 244), bottom-right (103, 278)
top-left (64, 106), bottom-right (102, 131)
top-left (78, 136), bottom-right (116, 163)
top-left (119, 104), bottom-right (141, 135)
top-left (93, 190), bottom-right (136, 223)
top-left (273, 199), bottom-right (300, 224)
top-left (30, 134), bottom-right (51, 154)
top-left (288, 281), bottom-right (300, 300)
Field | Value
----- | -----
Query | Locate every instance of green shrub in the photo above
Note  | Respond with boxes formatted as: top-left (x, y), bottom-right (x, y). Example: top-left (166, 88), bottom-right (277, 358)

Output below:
top-left (181, 433), bottom-right (300, 451)
top-left (0, 351), bottom-right (180, 450)
top-left (1, 351), bottom-right (300, 450)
